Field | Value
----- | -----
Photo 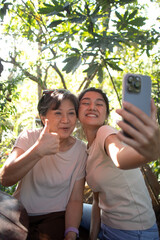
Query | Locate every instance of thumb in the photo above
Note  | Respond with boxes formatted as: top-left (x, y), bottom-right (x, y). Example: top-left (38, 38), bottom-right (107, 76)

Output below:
top-left (43, 119), bottom-right (50, 133)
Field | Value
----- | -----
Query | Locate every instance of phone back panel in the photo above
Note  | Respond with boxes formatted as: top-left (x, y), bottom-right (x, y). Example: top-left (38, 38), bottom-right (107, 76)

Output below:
top-left (122, 73), bottom-right (151, 116)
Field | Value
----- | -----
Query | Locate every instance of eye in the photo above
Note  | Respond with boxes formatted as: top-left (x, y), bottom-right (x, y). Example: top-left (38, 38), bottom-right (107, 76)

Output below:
top-left (96, 103), bottom-right (103, 106)
top-left (81, 101), bottom-right (89, 105)
top-left (69, 111), bottom-right (76, 115)
top-left (55, 111), bottom-right (61, 115)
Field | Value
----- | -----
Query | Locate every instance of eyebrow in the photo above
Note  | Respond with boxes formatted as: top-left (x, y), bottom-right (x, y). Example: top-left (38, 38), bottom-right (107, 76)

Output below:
top-left (54, 108), bottom-right (76, 111)
top-left (81, 97), bottom-right (105, 102)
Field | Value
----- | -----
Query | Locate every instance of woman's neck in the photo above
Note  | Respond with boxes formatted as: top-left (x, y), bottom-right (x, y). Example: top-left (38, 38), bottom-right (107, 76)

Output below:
top-left (83, 126), bottom-right (99, 147)
top-left (59, 136), bottom-right (75, 152)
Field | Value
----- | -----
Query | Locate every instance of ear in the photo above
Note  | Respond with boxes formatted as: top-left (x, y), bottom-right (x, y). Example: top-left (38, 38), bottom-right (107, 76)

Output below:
top-left (40, 115), bottom-right (46, 126)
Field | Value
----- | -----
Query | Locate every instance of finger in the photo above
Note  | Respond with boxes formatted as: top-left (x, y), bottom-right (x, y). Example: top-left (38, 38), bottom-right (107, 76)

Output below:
top-left (116, 119), bottom-right (142, 140)
top-left (43, 119), bottom-right (50, 133)
top-left (116, 108), bottom-right (143, 131)
top-left (116, 102), bottom-right (154, 127)
top-left (116, 131), bottom-right (140, 151)
top-left (117, 131), bottom-right (135, 145)
top-left (151, 99), bottom-right (157, 122)
top-left (51, 132), bottom-right (60, 144)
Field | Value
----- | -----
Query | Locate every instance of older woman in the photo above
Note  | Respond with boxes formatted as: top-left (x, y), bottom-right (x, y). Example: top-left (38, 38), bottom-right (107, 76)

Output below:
top-left (0, 89), bottom-right (87, 240)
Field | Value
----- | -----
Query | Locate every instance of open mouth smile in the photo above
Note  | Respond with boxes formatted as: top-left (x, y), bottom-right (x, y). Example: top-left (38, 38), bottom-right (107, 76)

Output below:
top-left (85, 113), bottom-right (98, 118)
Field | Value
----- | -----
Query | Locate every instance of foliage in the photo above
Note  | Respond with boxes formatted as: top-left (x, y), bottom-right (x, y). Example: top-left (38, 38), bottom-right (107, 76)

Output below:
top-left (0, 0), bottom-right (12, 21)
top-left (0, 134), bottom-right (17, 195)
top-left (0, 0), bottom-right (159, 96)
top-left (38, 0), bottom-right (159, 93)
top-left (0, 0), bottom-right (159, 194)
top-left (0, 183), bottom-right (17, 195)
top-left (0, 77), bottom-right (20, 132)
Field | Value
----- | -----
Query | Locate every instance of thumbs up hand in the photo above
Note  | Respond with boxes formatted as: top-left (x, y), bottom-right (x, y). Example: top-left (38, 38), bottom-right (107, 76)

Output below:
top-left (36, 119), bottom-right (60, 157)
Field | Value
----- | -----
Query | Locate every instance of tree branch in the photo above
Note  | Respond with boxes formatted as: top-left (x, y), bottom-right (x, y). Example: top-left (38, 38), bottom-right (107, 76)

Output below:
top-left (50, 63), bottom-right (67, 89)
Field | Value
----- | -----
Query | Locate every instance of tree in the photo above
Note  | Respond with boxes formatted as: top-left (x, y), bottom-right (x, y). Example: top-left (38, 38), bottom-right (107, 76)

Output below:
top-left (0, 0), bottom-right (159, 151)
top-left (0, 0), bottom-right (159, 198)
top-left (0, 0), bottom-right (159, 97)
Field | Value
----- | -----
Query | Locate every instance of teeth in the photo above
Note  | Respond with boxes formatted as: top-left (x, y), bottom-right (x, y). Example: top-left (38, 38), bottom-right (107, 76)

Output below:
top-left (86, 114), bottom-right (97, 117)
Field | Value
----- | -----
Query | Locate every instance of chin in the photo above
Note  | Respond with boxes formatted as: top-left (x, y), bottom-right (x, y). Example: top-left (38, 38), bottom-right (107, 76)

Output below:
top-left (59, 132), bottom-right (72, 139)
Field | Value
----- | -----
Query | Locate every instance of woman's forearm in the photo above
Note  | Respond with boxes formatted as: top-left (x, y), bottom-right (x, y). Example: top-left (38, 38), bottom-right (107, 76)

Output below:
top-left (0, 143), bottom-right (42, 186)
top-left (65, 200), bottom-right (83, 228)
top-left (0, 126), bottom-right (60, 187)
top-left (65, 178), bottom-right (85, 240)
top-left (107, 134), bottom-right (148, 170)
top-left (65, 200), bottom-right (83, 240)
top-left (89, 192), bottom-right (101, 240)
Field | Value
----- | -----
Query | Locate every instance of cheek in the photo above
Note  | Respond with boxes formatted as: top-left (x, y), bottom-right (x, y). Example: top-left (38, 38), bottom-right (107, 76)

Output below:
top-left (78, 113), bottom-right (83, 122)
top-left (72, 118), bottom-right (77, 126)
top-left (78, 108), bottom-right (84, 120)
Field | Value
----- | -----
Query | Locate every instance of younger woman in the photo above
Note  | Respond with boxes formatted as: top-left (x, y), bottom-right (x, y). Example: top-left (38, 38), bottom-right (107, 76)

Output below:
top-left (0, 89), bottom-right (87, 240)
top-left (78, 87), bottom-right (159, 240)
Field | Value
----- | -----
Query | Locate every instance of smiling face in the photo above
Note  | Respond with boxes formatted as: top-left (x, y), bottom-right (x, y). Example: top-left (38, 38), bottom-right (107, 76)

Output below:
top-left (78, 91), bottom-right (108, 129)
top-left (41, 99), bottom-right (77, 139)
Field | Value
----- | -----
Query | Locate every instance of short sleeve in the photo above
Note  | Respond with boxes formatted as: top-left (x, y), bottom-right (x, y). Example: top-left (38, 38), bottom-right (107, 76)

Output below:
top-left (75, 142), bottom-right (87, 180)
top-left (96, 125), bottom-right (118, 151)
top-left (13, 129), bottom-right (41, 152)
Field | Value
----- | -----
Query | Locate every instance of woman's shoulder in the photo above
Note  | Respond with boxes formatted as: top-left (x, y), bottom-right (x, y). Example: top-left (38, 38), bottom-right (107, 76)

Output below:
top-left (75, 137), bottom-right (86, 148)
top-left (97, 125), bottom-right (118, 137)
top-left (17, 128), bottom-right (42, 141)
top-left (75, 137), bottom-right (87, 149)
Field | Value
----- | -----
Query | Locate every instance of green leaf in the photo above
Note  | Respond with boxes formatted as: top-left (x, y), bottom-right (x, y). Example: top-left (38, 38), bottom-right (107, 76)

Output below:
top-left (106, 61), bottom-right (123, 71)
top-left (83, 63), bottom-right (98, 77)
top-left (71, 48), bottom-right (80, 54)
top-left (62, 56), bottom-right (82, 73)
top-left (129, 17), bottom-right (146, 27)
top-left (128, 10), bottom-right (138, 20)
top-left (38, 5), bottom-right (55, 14)
top-left (48, 20), bottom-right (64, 28)
top-left (47, 12), bottom-right (65, 17)
top-left (72, 57), bottom-right (82, 73)
top-left (97, 65), bottom-right (103, 83)
top-left (91, 6), bottom-right (100, 16)
top-left (124, 10), bottom-right (129, 20)
top-left (115, 11), bottom-right (123, 21)
top-left (51, 0), bottom-right (59, 5)
top-left (70, 17), bottom-right (86, 24)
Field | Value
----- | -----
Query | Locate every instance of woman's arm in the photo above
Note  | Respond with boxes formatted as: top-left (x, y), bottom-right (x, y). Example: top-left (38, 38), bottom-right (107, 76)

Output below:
top-left (105, 134), bottom-right (148, 169)
top-left (89, 192), bottom-right (101, 240)
top-left (0, 120), bottom-right (59, 186)
top-left (65, 178), bottom-right (85, 240)
top-left (116, 100), bottom-right (160, 161)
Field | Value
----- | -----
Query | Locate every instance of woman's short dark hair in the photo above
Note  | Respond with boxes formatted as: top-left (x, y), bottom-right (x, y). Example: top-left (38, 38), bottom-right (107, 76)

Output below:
top-left (38, 89), bottom-right (79, 125)
top-left (78, 87), bottom-right (110, 115)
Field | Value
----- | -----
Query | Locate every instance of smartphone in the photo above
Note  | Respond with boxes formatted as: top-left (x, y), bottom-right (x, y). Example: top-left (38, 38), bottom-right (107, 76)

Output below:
top-left (122, 73), bottom-right (151, 137)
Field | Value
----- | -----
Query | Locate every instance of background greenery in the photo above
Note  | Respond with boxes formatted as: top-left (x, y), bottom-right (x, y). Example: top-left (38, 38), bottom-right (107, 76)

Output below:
top-left (0, 0), bottom-right (160, 194)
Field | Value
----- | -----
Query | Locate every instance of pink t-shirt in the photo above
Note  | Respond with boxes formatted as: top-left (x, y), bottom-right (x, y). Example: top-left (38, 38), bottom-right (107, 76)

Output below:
top-left (13, 128), bottom-right (87, 215)
top-left (86, 125), bottom-right (156, 230)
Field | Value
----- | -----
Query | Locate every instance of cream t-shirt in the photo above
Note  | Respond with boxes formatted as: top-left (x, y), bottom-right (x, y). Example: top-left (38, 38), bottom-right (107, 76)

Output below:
top-left (86, 125), bottom-right (156, 230)
top-left (13, 128), bottom-right (87, 215)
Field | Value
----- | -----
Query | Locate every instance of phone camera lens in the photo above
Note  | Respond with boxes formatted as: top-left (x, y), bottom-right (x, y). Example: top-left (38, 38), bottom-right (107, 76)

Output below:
top-left (128, 76), bottom-right (133, 83)
top-left (134, 81), bottom-right (141, 89)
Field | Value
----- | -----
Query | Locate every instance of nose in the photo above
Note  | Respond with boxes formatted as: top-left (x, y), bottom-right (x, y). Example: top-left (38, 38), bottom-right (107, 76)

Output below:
top-left (61, 114), bottom-right (69, 123)
top-left (88, 102), bottom-right (96, 110)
